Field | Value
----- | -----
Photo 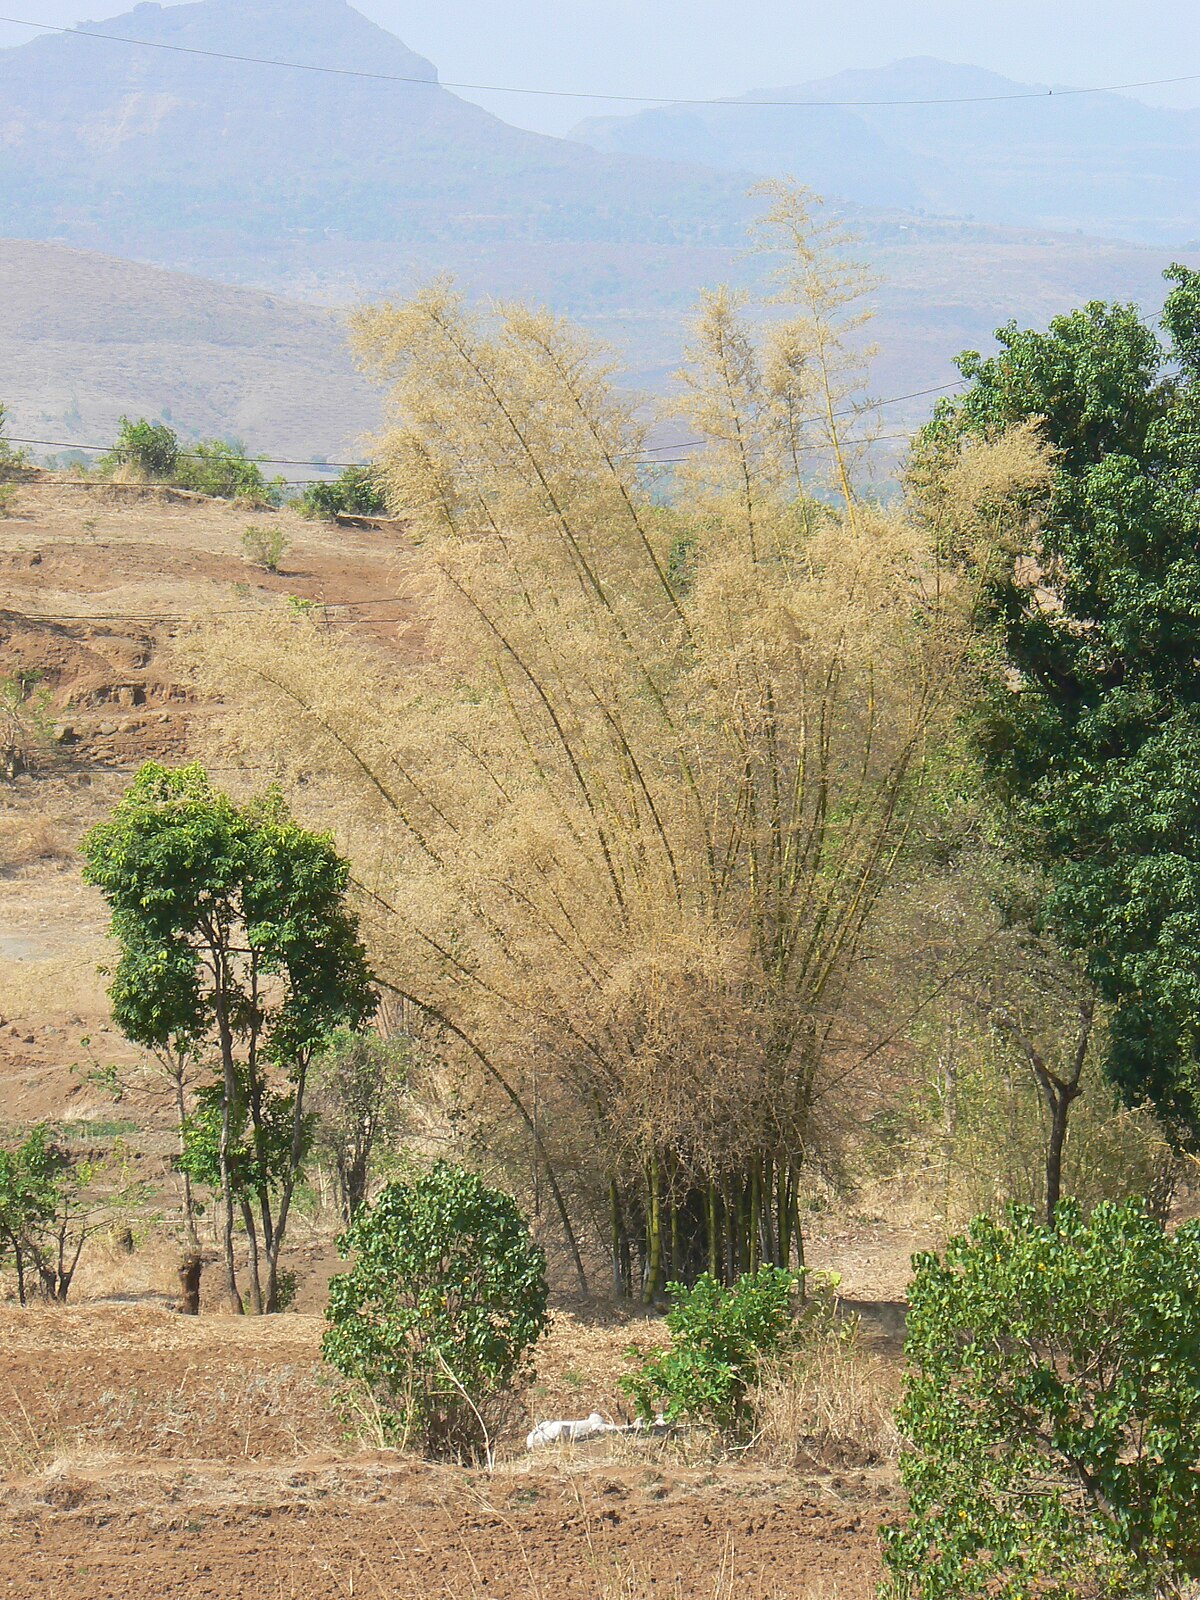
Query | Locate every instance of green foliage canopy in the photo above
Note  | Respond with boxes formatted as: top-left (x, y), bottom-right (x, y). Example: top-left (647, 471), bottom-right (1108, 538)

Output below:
top-left (0, 1127), bottom-right (61, 1304)
top-left (621, 1265), bottom-right (807, 1432)
top-left (81, 762), bottom-right (377, 1311)
top-left (296, 465), bottom-right (388, 521)
top-left (81, 762), bottom-right (376, 1066)
top-left (886, 1200), bottom-right (1200, 1600)
top-left (924, 265), bottom-right (1200, 1143)
top-left (101, 416), bottom-right (181, 480)
top-left (99, 417), bottom-right (285, 505)
top-left (323, 1162), bottom-right (548, 1458)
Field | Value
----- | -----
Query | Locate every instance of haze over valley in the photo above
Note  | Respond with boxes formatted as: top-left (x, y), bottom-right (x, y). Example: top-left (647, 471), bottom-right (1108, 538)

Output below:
top-left (0, 0), bottom-right (1194, 455)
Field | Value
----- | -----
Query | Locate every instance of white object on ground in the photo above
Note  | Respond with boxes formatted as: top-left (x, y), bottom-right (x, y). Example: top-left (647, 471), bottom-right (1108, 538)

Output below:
top-left (526, 1412), bottom-right (614, 1450)
top-left (525, 1413), bottom-right (670, 1451)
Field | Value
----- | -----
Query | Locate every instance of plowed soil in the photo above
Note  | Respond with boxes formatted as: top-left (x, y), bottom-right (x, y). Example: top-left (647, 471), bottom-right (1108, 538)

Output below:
top-left (0, 1306), bottom-right (891, 1600)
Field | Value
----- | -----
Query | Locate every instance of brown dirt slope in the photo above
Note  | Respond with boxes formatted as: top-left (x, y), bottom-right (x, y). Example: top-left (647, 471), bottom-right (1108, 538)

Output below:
top-left (0, 474), bottom-right (423, 1130)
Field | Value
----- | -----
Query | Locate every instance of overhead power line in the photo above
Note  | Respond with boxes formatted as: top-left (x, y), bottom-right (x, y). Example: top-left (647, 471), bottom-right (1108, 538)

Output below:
top-left (5, 380), bottom-right (964, 475)
top-left (5, 434), bottom-right (369, 470)
top-left (0, 14), bottom-right (1196, 109)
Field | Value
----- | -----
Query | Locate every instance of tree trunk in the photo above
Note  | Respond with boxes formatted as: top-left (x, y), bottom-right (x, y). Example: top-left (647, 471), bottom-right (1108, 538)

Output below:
top-left (240, 1200), bottom-right (263, 1315)
top-left (213, 999), bottom-right (243, 1315)
top-left (707, 1184), bottom-right (721, 1280)
top-left (610, 1179), bottom-right (632, 1298)
top-left (177, 1252), bottom-right (203, 1316)
top-left (168, 1052), bottom-right (200, 1252)
top-left (993, 997), bottom-right (1093, 1228)
top-left (263, 1059), bottom-right (311, 1314)
top-left (1045, 1094), bottom-right (1071, 1224)
top-left (643, 1160), bottom-right (664, 1304)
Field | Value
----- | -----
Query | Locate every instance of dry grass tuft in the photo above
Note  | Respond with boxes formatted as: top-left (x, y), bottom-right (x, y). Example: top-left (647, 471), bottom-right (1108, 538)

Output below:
top-left (753, 1337), bottom-right (901, 1468)
top-left (0, 815), bottom-right (70, 872)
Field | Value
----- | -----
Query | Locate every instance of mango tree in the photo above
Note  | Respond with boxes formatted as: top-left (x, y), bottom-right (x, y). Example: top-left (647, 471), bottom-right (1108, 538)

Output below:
top-left (83, 762), bottom-right (377, 1312)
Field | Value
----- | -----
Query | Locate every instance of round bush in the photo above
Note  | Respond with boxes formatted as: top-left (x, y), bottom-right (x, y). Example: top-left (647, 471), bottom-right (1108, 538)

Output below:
top-left (322, 1162), bottom-right (548, 1459)
top-left (884, 1199), bottom-right (1200, 1600)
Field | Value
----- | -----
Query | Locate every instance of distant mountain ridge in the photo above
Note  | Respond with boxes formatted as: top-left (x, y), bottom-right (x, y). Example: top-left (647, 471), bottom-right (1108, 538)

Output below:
top-left (0, 0), bottom-right (752, 275)
top-left (572, 58), bottom-right (1200, 248)
top-left (0, 2), bottom-right (1195, 425)
top-left (0, 239), bottom-right (379, 462)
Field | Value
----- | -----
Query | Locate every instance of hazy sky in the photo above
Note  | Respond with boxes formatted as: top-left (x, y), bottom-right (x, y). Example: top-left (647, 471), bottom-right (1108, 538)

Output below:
top-left (1, 0), bottom-right (1197, 134)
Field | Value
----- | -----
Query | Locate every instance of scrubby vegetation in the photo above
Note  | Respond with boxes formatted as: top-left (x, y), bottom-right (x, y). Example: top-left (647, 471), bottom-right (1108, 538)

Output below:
top-left (622, 1266), bottom-right (824, 1434)
top-left (240, 521), bottom-right (289, 572)
top-left (99, 415), bottom-right (287, 506)
top-left (886, 1201), bottom-right (1200, 1600)
top-left (323, 1162), bottom-right (548, 1460)
top-left (6, 183), bottom-right (1200, 1600)
top-left (0, 672), bottom-right (57, 782)
top-left (295, 464), bottom-right (389, 521)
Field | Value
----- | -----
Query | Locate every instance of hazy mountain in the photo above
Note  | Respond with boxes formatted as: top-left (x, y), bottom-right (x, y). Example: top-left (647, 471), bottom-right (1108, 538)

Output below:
top-left (0, 1), bottom-right (1194, 429)
top-left (0, 240), bottom-right (379, 463)
top-left (572, 58), bottom-right (1200, 248)
top-left (0, 0), bottom-right (751, 280)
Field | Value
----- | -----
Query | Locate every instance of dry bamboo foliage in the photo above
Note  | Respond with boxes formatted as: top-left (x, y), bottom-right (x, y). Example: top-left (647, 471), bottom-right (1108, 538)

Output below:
top-left (183, 190), bottom-right (1043, 1297)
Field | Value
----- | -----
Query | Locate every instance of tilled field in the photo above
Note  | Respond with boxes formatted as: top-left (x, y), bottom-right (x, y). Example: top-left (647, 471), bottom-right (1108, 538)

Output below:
top-left (0, 1306), bottom-right (891, 1600)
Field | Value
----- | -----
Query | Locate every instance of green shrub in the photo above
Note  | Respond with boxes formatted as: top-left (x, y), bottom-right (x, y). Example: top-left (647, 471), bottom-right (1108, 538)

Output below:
top-left (178, 440), bottom-right (285, 507)
top-left (97, 419), bottom-right (285, 505)
top-left (0, 404), bottom-right (29, 482)
top-left (322, 1162), bottom-right (548, 1460)
top-left (100, 417), bottom-right (181, 481)
top-left (621, 1266), bottom-right (815, 1433)
top-left (883, 1200), bottom-right (1200, 1600)
top-left (0, 675), bottom-right (57, 781)
top-left (296, 466), bottom-right (389, 521)
top-left (241, 522), bottom-right (289, 573)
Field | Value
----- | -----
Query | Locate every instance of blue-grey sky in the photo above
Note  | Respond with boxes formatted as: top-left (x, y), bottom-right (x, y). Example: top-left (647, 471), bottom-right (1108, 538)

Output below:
top-left (1, 0), bottom-right (1197, 133)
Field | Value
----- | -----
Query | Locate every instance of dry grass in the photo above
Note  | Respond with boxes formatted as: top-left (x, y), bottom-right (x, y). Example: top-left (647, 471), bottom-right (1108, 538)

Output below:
top-left (753, 1337), bottom-right (901, 1468)
top-left (0, 948), bottom-right (111, 1018)
top-left (0, 815), bottom-right (70, 872)
top-left (87, 1361), bottom-right (340, 1460)
top-left (0, 1379), bottom-right (66, 1475)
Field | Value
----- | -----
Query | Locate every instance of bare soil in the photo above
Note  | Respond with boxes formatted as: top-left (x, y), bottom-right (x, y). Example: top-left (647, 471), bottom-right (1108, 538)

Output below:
top-left (0, 1306), bottom-right (890, 1600)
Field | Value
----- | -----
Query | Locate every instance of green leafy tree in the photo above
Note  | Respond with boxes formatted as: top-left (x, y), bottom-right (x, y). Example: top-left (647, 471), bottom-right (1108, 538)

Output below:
top-left (0, 1128), bottom-right (137, 1304)
top-left (323, 1162), bottom-right (548, 1460)
top-left (98, 419), bottom-right (284, 505)
top-left (100, 416), bottom-right (181, 481)
top-left (621, 1265), bottom-right (809, 1433)
top-left (81, 762), bottom-right (377, 1313)
top-left (177, 439), bottom-right (286, 506)
top-left (921, 265), bottom-right (1200, 1145)
top-left (0, 1128), bottom-right (60, 1304)
top-left (310, 1027), bottom-right (409, 1222)
top-left (885, 1200), bottom-right (1200, 1600)
top-left (296, 465), bottom-right (389, 521)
